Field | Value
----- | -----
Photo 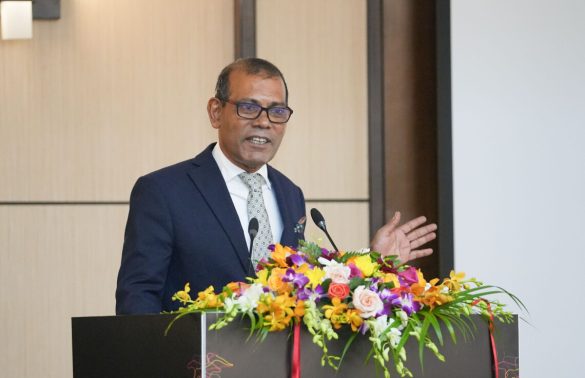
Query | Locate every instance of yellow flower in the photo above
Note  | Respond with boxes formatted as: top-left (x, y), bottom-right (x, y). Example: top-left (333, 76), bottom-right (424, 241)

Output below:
top-left (352, 255), bottom-right (376, 277)
top-left (346, 309), bottom-right (364, 332)
top-left (294, 263), bottom-right (310, 274)
top-left (443, 271), bottom-right (465, 292)
top-left (173, 283), bottom-right (191, 304)
top-left (255, 294), bottom-right (272, 315)
top-left (417, 269), bottom-right (426, 285)
top-left (256, 269), bottom-right (269, 286)
top-left (382, 273), bottom-right (400, 288)
top-left (258, 293), bottom-right (296, 331)
top-left (304, 267), bottom-right (325, 289)
top-left (197, 286), bottom-right (223, 308)
top-left (323, 297), bottom-right (349, 329)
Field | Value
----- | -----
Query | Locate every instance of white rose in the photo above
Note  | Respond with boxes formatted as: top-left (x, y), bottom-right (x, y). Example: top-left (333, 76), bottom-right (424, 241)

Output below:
top-left (352, 286), bottom-right (383, 318)
top-left (320, 260), bottom-right (351, 284)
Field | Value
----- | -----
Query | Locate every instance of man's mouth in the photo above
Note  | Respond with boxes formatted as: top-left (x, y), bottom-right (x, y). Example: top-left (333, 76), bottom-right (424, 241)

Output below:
top-left (247, 136), bottom-right (270, 145)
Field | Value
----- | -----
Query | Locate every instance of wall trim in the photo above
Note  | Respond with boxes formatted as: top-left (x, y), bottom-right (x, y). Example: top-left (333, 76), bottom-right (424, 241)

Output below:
top-left (367, 0), bottom-right (386, 237)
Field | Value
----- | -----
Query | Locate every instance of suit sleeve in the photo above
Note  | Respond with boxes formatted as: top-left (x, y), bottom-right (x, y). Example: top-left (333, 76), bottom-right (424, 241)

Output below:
top-left (115, 176), bottom-right (174, 314)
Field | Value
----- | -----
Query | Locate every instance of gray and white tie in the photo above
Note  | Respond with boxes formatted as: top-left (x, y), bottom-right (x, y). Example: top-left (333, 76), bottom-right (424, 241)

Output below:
top-left (239, 172), bottom-right (273, 267)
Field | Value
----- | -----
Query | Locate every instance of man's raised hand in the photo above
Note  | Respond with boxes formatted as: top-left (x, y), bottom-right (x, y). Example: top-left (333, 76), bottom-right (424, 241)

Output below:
top-left (370, 212), bottom-right (437, 264)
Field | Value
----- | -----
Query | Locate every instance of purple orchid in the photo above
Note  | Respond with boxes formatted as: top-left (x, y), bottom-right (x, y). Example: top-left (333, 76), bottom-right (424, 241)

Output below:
top-left (297, 284), bottom-right (325, 302)
top-left (368, 278), bottom-right (382, 290)
top-left (359, 322), bottom-right (369, 335)
top-left (288, 253), bottom-right (307, 267)
top-left (378, 288), bottom-right (399, 316)
top-left (391, 292), bottom-right (421, 315)
top-left (320, 248), bottom-right (337, 260)
top-left (281, 268), bottom-right (310, 289)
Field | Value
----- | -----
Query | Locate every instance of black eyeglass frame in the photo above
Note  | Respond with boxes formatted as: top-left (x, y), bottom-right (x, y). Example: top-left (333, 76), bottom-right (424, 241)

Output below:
top-left (218, 98), bottom-right (293, 124)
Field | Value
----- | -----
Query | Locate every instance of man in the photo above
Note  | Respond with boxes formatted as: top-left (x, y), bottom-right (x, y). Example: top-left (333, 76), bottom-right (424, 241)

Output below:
top-left (116, 58), bottom-right (436, 315)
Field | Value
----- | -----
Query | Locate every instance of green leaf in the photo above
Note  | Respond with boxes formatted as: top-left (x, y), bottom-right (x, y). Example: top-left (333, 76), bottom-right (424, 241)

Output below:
top-left (427, 313), bottom-right (444, 346)
top-left (418, 315), bottom-right (432, 368)
top-left (338, 331), bottom-right (358, 368)
top-left (396, 321), bottom-right (413, 355)
top-left (435, 313), bottom-right (457, 343)
top-left (164, 310), bottom-right (197, 336)
top-left (349, 277), bottom-right (364, 290)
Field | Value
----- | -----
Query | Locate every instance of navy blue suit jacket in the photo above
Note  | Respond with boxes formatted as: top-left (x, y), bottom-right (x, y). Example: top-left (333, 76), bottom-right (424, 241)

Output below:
top-left (116, 143), bottom-right (305, 314)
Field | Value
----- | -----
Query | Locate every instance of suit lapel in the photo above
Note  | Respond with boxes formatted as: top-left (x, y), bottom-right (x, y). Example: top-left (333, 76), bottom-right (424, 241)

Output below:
top-left (268, 166), bottom-right (295, 246)
top-left (187, 145), bottom-right (249, 273)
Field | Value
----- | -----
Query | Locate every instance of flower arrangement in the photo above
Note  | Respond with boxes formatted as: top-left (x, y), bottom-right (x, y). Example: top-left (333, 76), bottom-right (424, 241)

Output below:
top-left (168, 241), bottom-right (522, 378)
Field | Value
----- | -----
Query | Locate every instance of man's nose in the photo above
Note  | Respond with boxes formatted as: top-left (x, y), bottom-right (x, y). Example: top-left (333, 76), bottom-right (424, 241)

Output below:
top-left (254, 109), bottom-right (272, 128)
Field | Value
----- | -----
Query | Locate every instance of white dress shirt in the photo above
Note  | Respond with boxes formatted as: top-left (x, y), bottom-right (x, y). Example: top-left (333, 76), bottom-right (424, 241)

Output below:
top-left (212, 144), bottom-right (284, 249)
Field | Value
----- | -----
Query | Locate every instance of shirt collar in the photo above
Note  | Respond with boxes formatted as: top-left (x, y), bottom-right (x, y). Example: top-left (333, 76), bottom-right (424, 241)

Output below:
top-left (212, 143), bottom-right (272, 189)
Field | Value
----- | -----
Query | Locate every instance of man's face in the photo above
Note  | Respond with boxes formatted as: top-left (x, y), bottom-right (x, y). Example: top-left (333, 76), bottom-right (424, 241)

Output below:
top-left (208, 69), bottom-right (287, 172)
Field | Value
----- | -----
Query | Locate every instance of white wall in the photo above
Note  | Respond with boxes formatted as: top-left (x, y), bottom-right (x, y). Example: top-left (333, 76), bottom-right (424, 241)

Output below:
top-left (452, 1), bottom-right (585, 377)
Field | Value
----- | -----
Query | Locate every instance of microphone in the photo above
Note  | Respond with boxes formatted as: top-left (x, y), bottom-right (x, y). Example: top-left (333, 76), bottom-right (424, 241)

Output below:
top-left (310, 208), bottom-right (339, 251)
top-left (247, 218), bottom-right (259, 275)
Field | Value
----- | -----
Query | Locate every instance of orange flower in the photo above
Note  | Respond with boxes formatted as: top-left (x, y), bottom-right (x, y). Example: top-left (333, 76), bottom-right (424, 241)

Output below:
top-left (271, 244), bottom-right (296, 268)
top-left (197, 286), bottom-right (223, 308)
top-left (267, 268), bottom-right (291, 294)
top-left (411, 279), bottom-right (452, 309)
top-left (294, 300), bottom-right (306, 320)
top-left (258, 293), bottom-right (296, 331)
top-left (226, 282), bottom-right (249, 296)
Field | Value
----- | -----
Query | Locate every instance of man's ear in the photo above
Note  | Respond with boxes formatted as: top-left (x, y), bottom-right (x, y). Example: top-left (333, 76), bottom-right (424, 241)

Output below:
top-left (207, 97), bottom-right (223, 129)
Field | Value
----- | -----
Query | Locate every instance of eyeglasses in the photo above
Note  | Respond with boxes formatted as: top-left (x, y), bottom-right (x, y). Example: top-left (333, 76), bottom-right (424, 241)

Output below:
top-left (220, 98), bottom-right (293, 124)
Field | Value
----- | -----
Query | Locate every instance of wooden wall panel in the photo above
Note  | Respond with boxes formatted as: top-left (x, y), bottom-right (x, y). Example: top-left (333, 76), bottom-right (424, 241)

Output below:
top-left (304, 202), bottom-right (370, 252)
top-left (256, 0), bottom-right (368, 200)
top-left (383, 0), bottom-right (439, 277)
top-left (0, 0), bottom-right (234, 201)
top-left (0, 206), bottom-right (128, 378)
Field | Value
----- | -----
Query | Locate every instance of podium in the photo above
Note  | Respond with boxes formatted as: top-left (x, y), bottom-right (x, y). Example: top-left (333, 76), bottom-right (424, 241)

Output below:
top-left (72, 313), bottom-right (518, 377)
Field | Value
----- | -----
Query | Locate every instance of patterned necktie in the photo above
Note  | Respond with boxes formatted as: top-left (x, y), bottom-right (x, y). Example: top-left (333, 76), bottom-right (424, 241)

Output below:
top-left (239, 172), bottom-right (273, 268)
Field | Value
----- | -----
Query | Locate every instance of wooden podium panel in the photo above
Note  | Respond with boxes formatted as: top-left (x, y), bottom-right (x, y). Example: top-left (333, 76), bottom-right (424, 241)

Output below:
top-left (72, 313), bottom-right (518, 378)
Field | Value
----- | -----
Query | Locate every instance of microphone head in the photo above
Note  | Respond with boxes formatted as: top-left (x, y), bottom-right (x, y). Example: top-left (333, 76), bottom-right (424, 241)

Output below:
top-left (248, 217), bottom-right (259, 238)
top-left (310, 208), bottom-right (327, 231)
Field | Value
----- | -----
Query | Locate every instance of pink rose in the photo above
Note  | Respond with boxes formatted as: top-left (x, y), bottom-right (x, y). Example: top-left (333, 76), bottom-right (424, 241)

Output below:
top-left (323, 262), bottom-right (351, 284)
top-left (352, 286), bottom-right (383, 318)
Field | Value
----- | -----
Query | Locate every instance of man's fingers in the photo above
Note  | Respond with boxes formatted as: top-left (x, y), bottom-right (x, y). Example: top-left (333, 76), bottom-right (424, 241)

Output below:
top-left (406, 223), bottom-right (437, 241)
top-left (409, 248), bottom-right (433, 260)
top-left (380, 211), bottom-right (401, 234)
top-left (399, 216), bottom-right (427, 234)
top-left (410, 232), bottom-right (436, 249)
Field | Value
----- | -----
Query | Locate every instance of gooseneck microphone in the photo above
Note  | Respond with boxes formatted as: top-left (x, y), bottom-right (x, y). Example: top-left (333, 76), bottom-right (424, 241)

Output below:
top-left (247, 218), bottom-right (259, 275)
top-left (310, 208), bottom-right (339, 251)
